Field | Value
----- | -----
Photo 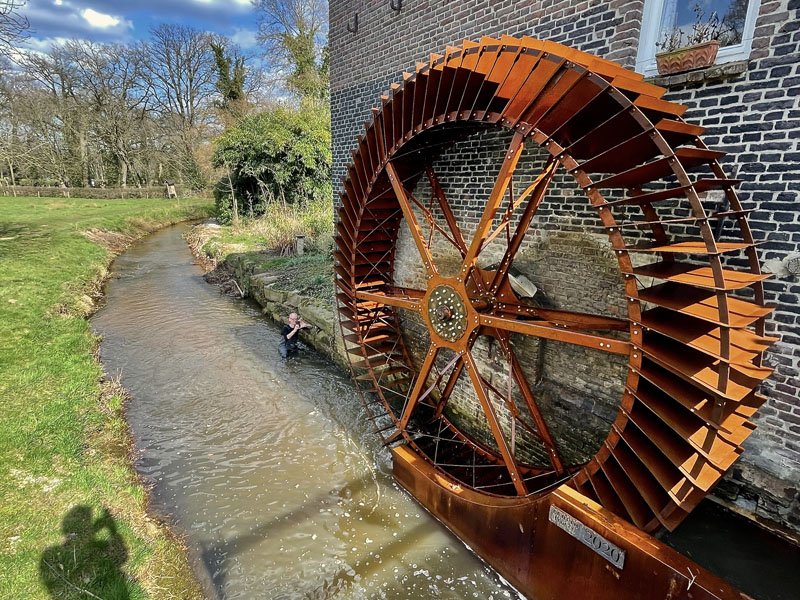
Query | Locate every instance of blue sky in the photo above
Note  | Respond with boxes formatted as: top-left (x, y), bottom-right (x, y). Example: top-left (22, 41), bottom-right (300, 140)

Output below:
top-left (18, 0), bottom-right (261, 51)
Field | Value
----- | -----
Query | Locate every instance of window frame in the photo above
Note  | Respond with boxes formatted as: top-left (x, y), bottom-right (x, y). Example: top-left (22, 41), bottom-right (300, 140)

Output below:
top-left (635, 0), bottom-right (762, 76)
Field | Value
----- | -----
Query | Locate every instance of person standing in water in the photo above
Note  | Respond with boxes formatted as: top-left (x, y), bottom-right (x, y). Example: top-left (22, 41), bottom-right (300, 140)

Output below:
top-left (280, 312), bottom-right (309, 357)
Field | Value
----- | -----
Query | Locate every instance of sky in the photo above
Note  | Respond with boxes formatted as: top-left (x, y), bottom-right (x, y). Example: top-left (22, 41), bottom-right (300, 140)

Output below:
top-left (16, 0), bottom-right (261, 52)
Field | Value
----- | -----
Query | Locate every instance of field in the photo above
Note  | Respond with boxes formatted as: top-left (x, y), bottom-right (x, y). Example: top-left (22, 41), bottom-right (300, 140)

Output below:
top-left (0, 197), bottom-right (212, 599)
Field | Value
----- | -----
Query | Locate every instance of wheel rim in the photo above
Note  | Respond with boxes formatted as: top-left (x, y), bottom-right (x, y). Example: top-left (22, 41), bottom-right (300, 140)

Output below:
top-left (334, 36), bottom-right (774, 533)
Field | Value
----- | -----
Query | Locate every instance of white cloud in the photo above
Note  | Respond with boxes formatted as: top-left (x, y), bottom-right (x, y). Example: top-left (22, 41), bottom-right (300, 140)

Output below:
top-left (230, 28), bottom-right (258, 48)
top-left (81, 8), bottom-right (122, 28)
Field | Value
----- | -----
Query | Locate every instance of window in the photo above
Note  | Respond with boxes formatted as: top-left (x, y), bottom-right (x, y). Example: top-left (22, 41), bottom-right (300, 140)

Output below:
top-left (635, 0), bottom-right (761, 76)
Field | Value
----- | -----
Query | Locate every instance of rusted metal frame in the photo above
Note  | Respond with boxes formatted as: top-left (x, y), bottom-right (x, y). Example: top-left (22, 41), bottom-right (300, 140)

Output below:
top-left (386, 161), bottom-right (438, 278)
top-left (478, 371), bottom-right (543, 443)
top-left (613, 208), bottom-right (754, 229)
top-left (453, 41), bottom-right (495, 120)
top-left (695, 138), bottom-right (768, 341)
top-left (358, 133), bottom-right (374, 181)
top-left (426, 157), bottom-right (563, 471)
top-left (502, 55), bottom-right (567, 129)
top-left (364, 163), bottom-right (428, 203)
top-left (480, 161), bottom-right (555, 252)
top-left (535, 73), bottom-right (610, 142)
top-left (476, 35), bottom-right (541, 118)
top-left (639, 120), bottom-right (733, 421)
top-left (401, 72), bottom-right (416, 145)
top-left (524, 67), bottom-right (595, 137)
top-left (463, 350), bottom-right (528, 496)
top-left (380, 94), bottom-right (394, 156)
top-left (419, 54), bottom-right (442, 130)
top-left (426, 166), bottom-right (468, 255)
top-left (473, 42), bottom-right (524, 122)
top-left (481, 313), bottom-right (631, 355)
top-left (402, 187), bottom-right (461, 251)
top-left (458, 132), bottom-right (526, 285)
top-left (390, 83), bottom-right (403, 153)
top-left (350, 148), bottom-right (370, 196)
top-left (440, 46), bottom-right (471, 122)
top-left (411, 66), bottom-right (429, 135)
top-left (371, 107), bottom-right (387, 166)
top-left (433, 358), bottom-right (464, 420)
top-left (495, 302), bottom-right (629, 331)
top-left (397, 344), bottom-right (440, 430)
top-left (489, 47), bottom-right (546, 123)
top-left (486, 158), bottom-right (558, 293)
top-left (355, 289), bottom-right (421, 312)
top-left (491, 334), bottom-right (566, 474)
top-left (466, 39), bottom-right (504, 118)
top-left (429, 52), bottom-right (455, 127)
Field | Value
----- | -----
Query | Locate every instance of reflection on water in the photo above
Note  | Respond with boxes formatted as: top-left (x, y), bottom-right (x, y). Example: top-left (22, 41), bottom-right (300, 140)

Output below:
top-left (92, 224), bottom-right (517, 599)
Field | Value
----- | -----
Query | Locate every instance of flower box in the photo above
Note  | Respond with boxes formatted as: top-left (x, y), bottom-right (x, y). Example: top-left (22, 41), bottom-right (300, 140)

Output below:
top-left (655, 40), bottom-right (720, 75)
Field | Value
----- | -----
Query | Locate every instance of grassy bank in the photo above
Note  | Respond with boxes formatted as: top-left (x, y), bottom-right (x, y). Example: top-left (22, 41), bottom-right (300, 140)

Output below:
top-left (189, 199), bottom-right (334, 301)
top-left (0, 197), bottom-right (212, 599)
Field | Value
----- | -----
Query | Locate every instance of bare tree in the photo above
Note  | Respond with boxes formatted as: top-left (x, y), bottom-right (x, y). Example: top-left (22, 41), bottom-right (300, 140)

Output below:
top-left (0, 0), bottom-right (28, 58)
top-left (69, 41), bottom-right (149, 187)
top-left (139, 24), bottom-right (219, 185)
top-left (254, 0), bottom-right (329, 101)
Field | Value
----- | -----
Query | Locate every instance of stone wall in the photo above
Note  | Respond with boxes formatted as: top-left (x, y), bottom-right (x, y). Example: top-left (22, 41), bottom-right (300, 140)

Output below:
top-left (330, 0), bottom-right (800, 533)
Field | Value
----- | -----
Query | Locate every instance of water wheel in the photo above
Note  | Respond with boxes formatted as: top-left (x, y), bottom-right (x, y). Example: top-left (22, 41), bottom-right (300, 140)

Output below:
top-left (334, 36), bottom-right (774, 536)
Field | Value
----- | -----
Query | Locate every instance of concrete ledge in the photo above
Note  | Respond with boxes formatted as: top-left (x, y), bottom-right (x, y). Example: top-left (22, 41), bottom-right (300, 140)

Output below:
top-left (645, 60), bottom-right (748, 88)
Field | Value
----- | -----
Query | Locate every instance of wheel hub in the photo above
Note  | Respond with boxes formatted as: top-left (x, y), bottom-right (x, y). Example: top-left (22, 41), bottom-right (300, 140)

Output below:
top-left (427, 284), bottom-right (468, 342)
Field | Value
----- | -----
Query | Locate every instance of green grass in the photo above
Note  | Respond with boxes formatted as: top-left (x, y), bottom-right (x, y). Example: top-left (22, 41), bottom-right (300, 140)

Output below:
top-left (0, 197), bottom-right (212, 599)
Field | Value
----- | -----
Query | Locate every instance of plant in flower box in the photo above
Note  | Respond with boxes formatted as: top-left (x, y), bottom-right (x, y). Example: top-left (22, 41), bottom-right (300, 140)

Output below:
top-left (655, 4), bottom-right (733, 76)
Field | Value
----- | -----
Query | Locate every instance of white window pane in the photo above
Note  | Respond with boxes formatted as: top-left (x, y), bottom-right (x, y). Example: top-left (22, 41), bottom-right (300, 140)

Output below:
top-left (658, 0), bottom-right (750, 49)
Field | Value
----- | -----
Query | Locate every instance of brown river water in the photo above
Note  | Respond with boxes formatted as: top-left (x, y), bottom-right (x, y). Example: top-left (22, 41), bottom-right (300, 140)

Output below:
top-left (91, 223), bottom-right (518, 599)
top-left (91, 224), bottom-right (800, 600)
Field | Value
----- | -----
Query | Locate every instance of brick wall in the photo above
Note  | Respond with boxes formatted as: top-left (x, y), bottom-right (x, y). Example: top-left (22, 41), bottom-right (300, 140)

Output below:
top-left (330, 0), bottom-right (800, 533)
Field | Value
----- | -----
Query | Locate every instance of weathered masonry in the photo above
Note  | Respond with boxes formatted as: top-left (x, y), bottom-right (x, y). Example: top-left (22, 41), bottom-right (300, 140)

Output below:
top-left (330, 0), bottom-right (800, 535)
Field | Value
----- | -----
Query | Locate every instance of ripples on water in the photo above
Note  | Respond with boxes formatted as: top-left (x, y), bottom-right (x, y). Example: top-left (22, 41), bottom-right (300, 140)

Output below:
top-left (91, 224), bottom-right (518, 599)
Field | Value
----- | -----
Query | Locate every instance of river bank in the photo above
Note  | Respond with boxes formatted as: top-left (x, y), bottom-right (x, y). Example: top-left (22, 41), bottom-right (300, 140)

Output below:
top-left (186, 223), bottom-right (346, 368)
top-left (0, 197), bottom-right (212, 599)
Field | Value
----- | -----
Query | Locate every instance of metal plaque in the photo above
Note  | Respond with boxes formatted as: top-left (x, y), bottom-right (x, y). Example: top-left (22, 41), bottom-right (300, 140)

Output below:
top-left (548, 505), bottom-right (626, 569)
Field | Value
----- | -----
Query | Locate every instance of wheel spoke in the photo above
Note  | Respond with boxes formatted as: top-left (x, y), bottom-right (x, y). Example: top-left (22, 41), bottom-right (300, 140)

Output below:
top-left (500, 340), bottom-right (565, 474)
top-left (398, 344), bottom-right (439, 430)
top-left (426, 166), bottom-right (469, 255)
top-left (481, 159), bottom-right (558, 254)
top-left (495, 302), bottom-right (629, 331)
top-left (463, 350), bottom-right (528, 496)
top-left (480, 313), bottom-right (631, 355)
top-left (458, 132), bottom-right (525, 285)
top-left (386, 161), bottom-right (438, 277)
top-left (488, 159), bottom-right (559, 293)
top-left (356, 287), bottom-right (424, 312)
top-left (433, 357), bottom-right (464, 419)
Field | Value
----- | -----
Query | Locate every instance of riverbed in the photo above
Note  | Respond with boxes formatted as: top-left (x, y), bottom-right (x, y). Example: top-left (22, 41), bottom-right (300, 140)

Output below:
top-left (91, 224), bottom-right (517, 599)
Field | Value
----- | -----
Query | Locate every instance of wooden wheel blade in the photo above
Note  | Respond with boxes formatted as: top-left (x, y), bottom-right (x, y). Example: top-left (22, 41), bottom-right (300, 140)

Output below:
top-left (481, 314), bottom-right (630, 355)
top-left (463, 350), bottom-right (528, 496)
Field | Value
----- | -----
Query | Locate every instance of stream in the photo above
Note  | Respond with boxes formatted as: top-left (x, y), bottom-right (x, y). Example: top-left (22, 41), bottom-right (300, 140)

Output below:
top-left (91, 223), bottom-right (800, 600)
top-left (91, 223), bottom-right (517, 599)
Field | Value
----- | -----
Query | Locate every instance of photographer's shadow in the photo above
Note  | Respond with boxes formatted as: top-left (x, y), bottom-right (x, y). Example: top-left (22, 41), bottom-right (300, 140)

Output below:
top-left (40, 505), bottom-right (133, 599)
